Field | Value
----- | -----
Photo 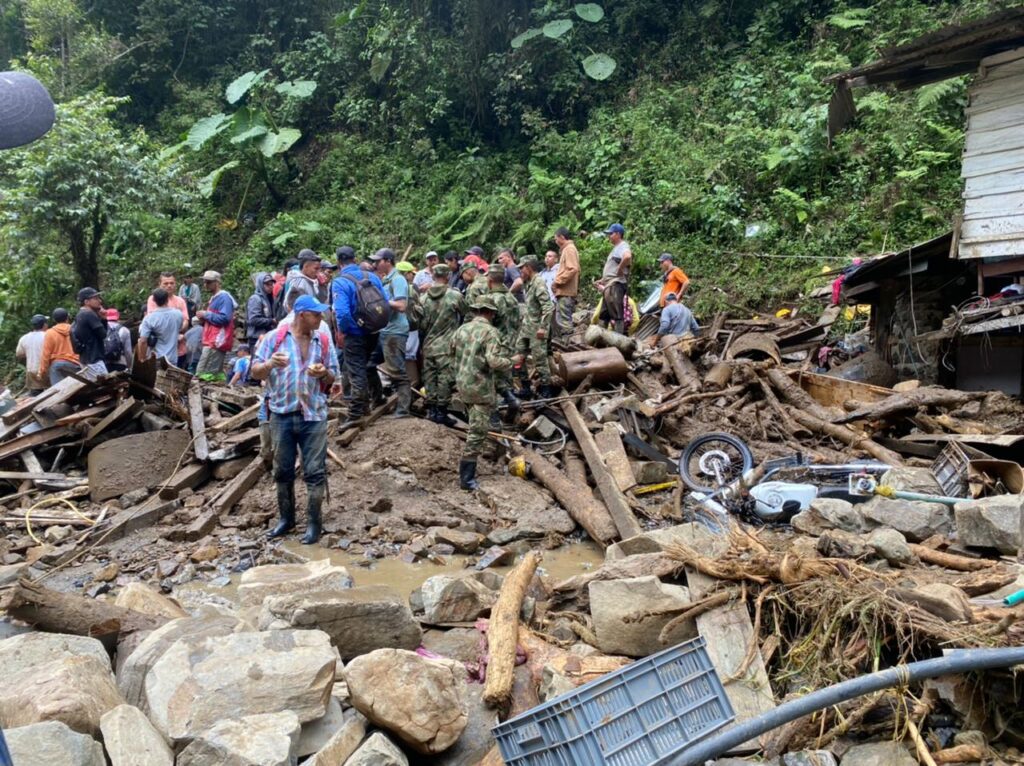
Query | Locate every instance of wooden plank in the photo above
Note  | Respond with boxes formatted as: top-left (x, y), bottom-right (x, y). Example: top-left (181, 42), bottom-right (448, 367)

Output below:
top-left (158, 463), bottom-right (211, 499)
top-left (787, 369), bottom-right (893, 409)
top-left (53, 403), bottom-right (116, 426)
top-left (560, 401), bottom-right (641, 540)
top-left (594, 424), bottom-right (637, 492)
top-left (0, 427), bottom-right (72, 463)
top-left (1, 376), bottom-right (85, 426)
top-left (86, 397), bottom-right (143, 443)
top-left (208, 402), bottom-right (260, 433)
top-left (0, 470), bottom-right (68, 482)
top-left (210, 457), bottom-right (267, 515)
top-left (102, 499), bottom-right (182, 542)
top-left (188, 384), bottom-right (209, 462)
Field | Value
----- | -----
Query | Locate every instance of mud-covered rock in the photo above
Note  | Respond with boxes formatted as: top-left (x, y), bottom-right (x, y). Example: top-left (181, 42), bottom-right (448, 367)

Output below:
top-left (100, 704), bottom-right (174, 766)
top-left (238, 559), bottom-right (353, 608)
top-left (4, 720), bottom-right (106, 766)
top-left (589, 575), bottom-right (695, 657)
top-left (176, 711), bottom-right (301, 766)
top-left (344, 731), bottom-right (408, 766)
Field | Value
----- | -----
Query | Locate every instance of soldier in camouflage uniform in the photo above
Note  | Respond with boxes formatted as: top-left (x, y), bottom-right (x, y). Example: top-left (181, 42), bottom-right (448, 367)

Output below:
top-left (463, 262), bottom-right (487, 303)
top-left (486, 263), bottom-right (521, 424)
top-left (515, 255), bottom-right (558, 399)
top-left (419, 263), bottom-right (465, 426)
top-left (451, 293), bottom-right (511, 490)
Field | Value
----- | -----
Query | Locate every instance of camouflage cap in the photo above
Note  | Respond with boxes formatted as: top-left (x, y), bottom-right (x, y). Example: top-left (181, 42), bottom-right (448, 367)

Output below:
top-left (459, 262), bottom-right (478, 276)
top-left (517, 255), bottom-right (540, 270)
top-left (470, 293), bottom-right (498, 312)
top-left (432, 263), bottom-right (451, 278)
top-left (487, 263), bottom-right (505, 279)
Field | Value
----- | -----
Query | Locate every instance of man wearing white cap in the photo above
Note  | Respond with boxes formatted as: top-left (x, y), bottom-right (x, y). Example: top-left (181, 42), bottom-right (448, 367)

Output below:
top-left (195, 270), bottom-right (237, 381)
top-left (414, 251), bottom-right (439, 293)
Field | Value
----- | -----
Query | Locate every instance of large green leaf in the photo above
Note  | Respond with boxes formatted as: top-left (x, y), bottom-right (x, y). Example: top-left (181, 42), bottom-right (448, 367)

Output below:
top-left (186, 113), bottom-right (229, 151)
top-left (225, 69), bottom-right (269, 104)
top-left (574, 3), bottom-right (604, 22)
top-left (198, 160), bottom-right (240, 197)
top-left (543, 19), bottom-right (573, 38)
top-left (272, 231), bottom-right (297, 246)
top-left (369, 51), bottom-right (392, 84)
top-left (258, 128), bottom-right (302, 158)
top-left (298, 221), bottom-right (323, 232)
top-left (276, 80), bottom-right (318, 98)
top-left (511, 28), bottom-right (543, 49)
top-left (229, 108), bottom-right (268, 144)
top-left (582, 53), bottom-right (617, 80)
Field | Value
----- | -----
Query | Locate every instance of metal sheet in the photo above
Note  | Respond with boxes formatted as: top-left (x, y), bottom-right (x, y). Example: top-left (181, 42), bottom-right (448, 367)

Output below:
top-left (900, 434), bottom-right (1024, 446)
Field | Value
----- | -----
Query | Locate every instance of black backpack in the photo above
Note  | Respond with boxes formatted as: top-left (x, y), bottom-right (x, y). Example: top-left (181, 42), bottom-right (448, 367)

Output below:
top-left (342, 275), bottom-right (391, 332)
top-left (102, 324), bottom-right (123, 364)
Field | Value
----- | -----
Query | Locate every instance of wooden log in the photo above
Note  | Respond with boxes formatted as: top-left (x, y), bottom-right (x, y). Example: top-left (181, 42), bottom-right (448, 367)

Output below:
top-left (932, 744), bottom-right (987, 764)
top-left (560, 401), bottom-right (642, 540)
top-left (583, 324), bottom-right (637, 358)
top-left (787, 406), bottom-right (904, 466)
top-left (563, 446), bottom-right (589, 489)
top-left (514, 446), bottom-right (617, 545)
top-left (0, 578), bottom-right (166, 644)
top-left (836, 387), bottom-right (989, 425)
top-left (158, 462), bottom-right (211, 499)
top-left (86, 397), bottom-right (143, 442)
top-left (765, 367), bottom-right (838, 422)
top-left (652, 384), bottom-right (747, 416)
top-left (557, 348), bottom-right (628, 386)
top-left (660, 334), bottom-right (701, 392)
top-left (337, 395), bottom-right (397, 448)
top-left (187, 383), bottom-right (209, 461)
top-left (208, 402), bottom-right (261, 433)
top-left (704, 362), bottom-right (734, 391)
top-left (0, 427), bottom-right (74, 463)
top-left (756, 377), bottom-right (812, 439)
top-left (483, 552), bottom-right (539, 707)
top-left (210, 456), bottom-right (267, 515)
top-left (594, 424), bottom-right (637, 492)
top-left (909, 544), bottom-right (995, 572)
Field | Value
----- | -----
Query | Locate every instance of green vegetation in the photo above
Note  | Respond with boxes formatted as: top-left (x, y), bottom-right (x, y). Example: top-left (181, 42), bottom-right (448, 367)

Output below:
top-left (0, 0), bottom-right (1004, 373)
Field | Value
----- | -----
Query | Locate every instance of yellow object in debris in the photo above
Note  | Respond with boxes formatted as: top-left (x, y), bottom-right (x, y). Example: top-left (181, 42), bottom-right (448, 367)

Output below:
top-left (508, 455), bottom-right (529, 479)
top-left (843, 304), bottom-right (871, 321)
top-left (775, 308), bottom-right (791, 318)
top-left (632, 480), bottom-right (679, 495)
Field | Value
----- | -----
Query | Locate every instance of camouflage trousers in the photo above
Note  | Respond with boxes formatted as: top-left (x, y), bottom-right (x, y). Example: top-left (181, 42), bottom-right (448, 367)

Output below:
top-left (422, 351), bottom-right (454, 407)
top-left (463, 403), bottom-right (494, 459)
top-left (516, 331), bottom-right (552, 384)
top-left (496, 343), bottom-right (516, 393)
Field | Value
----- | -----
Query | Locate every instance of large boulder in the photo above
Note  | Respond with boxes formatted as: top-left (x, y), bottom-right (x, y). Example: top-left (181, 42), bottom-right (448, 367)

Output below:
top-left (866, 528), bottom-right (914, 566)
top-left (344, 731), bottom-right (409, 766)
top-left (144, 629), bottom-right (336, 743)
top-left (259, 585), bottom-right (422, 660)
top-left (859, 497), bottom-right (953, 542)
top-left (431, 681), bottom-right (499, 766)
top-left (238, 559), bottom-right (353, 608)
top-left (177, 712), bottom-right (301, 766)
top-left (4, 720), bottom-right (106, 766)
top-left (880, 467), bottom-right (945, 496)
top-left (117, 611), bottom-right (252, 709)
top-left (954, 495), bottom-right (1024, 554)
top-left (345, 648), bottom-right (468, 755)
top-left (0, 632), bottom-right (109, 669)
top-left (841, 741), bottom-right (916, 766)
top-left (114, 583), bottom-right (188, 620)
top-left (415, 572), bottom-right (499, 623)
top-left (100, 704), bottom-right (174, 766)
top-left (299, 709), bottom-right (367, 766)
top-left (792, 498), bottom-right (868, 535)
top-left (589, 575), bottom-right (695, 657)
top-left (605, 522), bottom-right (729, 561)
top-left (296, 697), bottom-right (345, 758)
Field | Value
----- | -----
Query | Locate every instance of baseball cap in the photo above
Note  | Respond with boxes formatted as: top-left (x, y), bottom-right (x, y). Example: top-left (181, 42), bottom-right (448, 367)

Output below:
top-left (52, 308), bottom-right (69, 323)
top-left (444, 251), bottom-right (459, 262)
top-left (395, 261), bottom-right (415, 273)
top-left (297, 248), bottom-right (321, 263)
top-left (369, 248), bottom-right (396, 263)
top-left (293, 295), bottom-right (330, 314)
top-left (425, 251), bottom-right (439, 261)
top-left (0, 71), bottom-right (55, 150)
top-left (432, 264), bottom-right (451, 278)
top-left (459, 262), bottom-right (478, 275)
top-left (262, 273), bottom-right (275, 283)
top-left (202, 270), bottom-right (222, 282)
top-left (30, 314), bottom-right (47, 329)
top-left (664, 292), bottom-right (678, 302)
top-left (658, 252), bottom-right (674, 263)
top-left (104, 308), bottom-right (121, 321)
top-left (335, 246), bottom-right (356, 262)
top-left (77, 287), bottom-right (101, 303)
top-left (464, 245), bottom-right (484, 257)
top-left (604, 223), bottom-right (625, 236)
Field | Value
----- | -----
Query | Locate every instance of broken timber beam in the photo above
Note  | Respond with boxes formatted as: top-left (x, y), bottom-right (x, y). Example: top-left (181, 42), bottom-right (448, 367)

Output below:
top-left (210, 456), bottom-right (267, 515)
top-left (483, 552), bottom-right (539, 708)
top-left (660, 334), bottom-right (701, 392)
top-left (560, 400), bottom-right (642, 540)
top-left (187, 383), bottom-right (209, 461)
top-left (787, 405), bottom-right (903, 466)
top-left (337, 395), bottom-right (396, 448)
top-left (86, 397), bottom-right (143, 443)
top-left (207, 402), bottom-right (260, 433)
top-left (836, 387), bottom-right (988, 425)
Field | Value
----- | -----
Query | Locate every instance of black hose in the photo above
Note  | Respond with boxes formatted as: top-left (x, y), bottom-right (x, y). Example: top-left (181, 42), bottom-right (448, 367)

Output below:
top-left (664, 647), bottom-right (1024, 766)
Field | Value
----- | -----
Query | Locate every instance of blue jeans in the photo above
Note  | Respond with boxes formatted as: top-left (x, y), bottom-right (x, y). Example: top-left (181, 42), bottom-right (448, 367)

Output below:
top-left (49, 360), bottom-right (79, 386)
top-left (270, 412), bottom-right (328, 487)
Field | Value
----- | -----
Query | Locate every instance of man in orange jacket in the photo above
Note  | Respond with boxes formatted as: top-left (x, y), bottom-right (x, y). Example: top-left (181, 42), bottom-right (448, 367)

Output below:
top-left (658, 253), bottom-right (690, 308)
top-left (38, 308), bottom-right (79, 385)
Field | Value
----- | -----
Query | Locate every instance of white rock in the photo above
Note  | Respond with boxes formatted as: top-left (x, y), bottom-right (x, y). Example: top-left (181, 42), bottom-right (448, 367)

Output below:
top-left (841, 741), bottom-right (916, 766)
top-left (238, 559), bottom-right (352, 608)
top-left (297, 696), bottom-right (346, 757)
top-left (589, 575), bottom-right (694, 657)
top-left (5, 720), bottom-right (106, 766)
top-left (954, 495), bottom-right (1024, 554)
top-left (100, 704), bottom-right (174, 766)
top-left (299, 709), bottom-right (367, 766)
top-left (113, 583), bottom-right (188, 619)
top-left (177, 711), bottom-right (301, 766)
top-left (0, 631), bottom-right (109, 669)
top-left (344, 732), bottom-right (409, 766)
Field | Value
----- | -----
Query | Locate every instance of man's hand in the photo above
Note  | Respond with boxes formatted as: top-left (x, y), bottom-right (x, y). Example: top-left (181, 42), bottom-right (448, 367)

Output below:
top-left (270, 351), bottom-right (289, 369)
top-left (307, 362), bottom-right (328, 379)
top-left (196, 310), bottom-right (207, 320)
top-left (648, 336), bottom-right (659, 349)
top-left (512, 354), bottom-right (525, 367)
top-left (334, 331), bottom-right (345, 349)
top-left (535, 328), bottom-right (547, 340)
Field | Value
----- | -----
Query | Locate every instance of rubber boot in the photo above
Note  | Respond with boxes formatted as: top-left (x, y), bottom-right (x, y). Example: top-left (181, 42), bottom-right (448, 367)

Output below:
top-left (302, 484), bottom-right (325, 545)
top-left (515, 373), bottom-right (534, 400)
top-left (501, 390), bottom-right (521, 422)
top-left (268, 483), bottom-right (296, 539)
top-left (459, 459), bottom-right (479, 491)
top-left (392, 384), bottom-right (412, 418)
top-left (436, 406), bottom-right (457, 428)
top-left (490, 411), bottom-right (501, 430)
top-left (539, 383), bottom-right (561, 399)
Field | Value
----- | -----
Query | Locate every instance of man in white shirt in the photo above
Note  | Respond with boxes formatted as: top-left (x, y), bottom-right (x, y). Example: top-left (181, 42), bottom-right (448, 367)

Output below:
top-left (413, 251), bottom-right (439, 293)
top-left (16, 314), bottom-right (48, 393)
top-left (539, 250), bottom-right (559, 302)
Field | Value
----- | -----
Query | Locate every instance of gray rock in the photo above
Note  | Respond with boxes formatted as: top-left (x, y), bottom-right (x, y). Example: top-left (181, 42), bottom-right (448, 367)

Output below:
top-left (793, 499), bottom-right (867, 535)
top-left (5, 720), bottom-right (106, 766)
top-left (710, 760), bottom-right (780, 766)
top-left (429, 526), bottom-right (486, 554)
top-left (880, 467), bottom-right (944, 495)
top-left (299, 709), bottom-right (367, 766)
top-left (177, 711), bottom-right (301, 766)
top-left (145, 629), bottom-right (336, 743)
top-left (954, 495), bottom-right (1024, 554)
top-left (841, 741), bottom-right (916, 766)
top-left (860, 496), bottom-right (953, 542)
top-left (431, 681), bottom-right (499, 766)
top-left (866, 528), bottom-right (914, 566)
top-left (782, 752), bottom-right (838, 766)
top-left (259, 586), bottom-right (422, 660)
top-left (415, 573), bottom-right (499, 623)
top-left (238, 559), bottom-right (353, 608)
top-left (0, 632), bottom-right (109, 670)
top-left (539, 665), bottom-right (575, 702)
top-left (605, 522), bottom-right (729, 561)
top-left (345, 648), bottom-right (468, 755)
top-left (421, 628), bottom-right (483, 665)
top-left (589, 576), bottom-right (695, 657)
top-left (100, 704), bottom-right (174, 766)
top-left (297, 697), bottom-right (346, 757)
top-left (344, 732), bottom-right (408, 766)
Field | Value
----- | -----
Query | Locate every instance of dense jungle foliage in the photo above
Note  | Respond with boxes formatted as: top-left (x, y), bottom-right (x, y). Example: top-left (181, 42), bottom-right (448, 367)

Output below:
top-left (0, 0), bottom-right (1011, 369)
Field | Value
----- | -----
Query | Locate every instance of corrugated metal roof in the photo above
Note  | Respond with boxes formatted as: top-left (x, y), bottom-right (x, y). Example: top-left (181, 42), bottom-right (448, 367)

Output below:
top-left (841, 232), bottom-right (955, 294)
top-left (959, 47), bottom-right (1024, 259)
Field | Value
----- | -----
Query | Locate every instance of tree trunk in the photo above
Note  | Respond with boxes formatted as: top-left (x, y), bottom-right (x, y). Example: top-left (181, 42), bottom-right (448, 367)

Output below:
top-left (661, 334), bottom-right (700, 392)
top-left (483, 552), bottom-right (539, 708)
top-left (836, 387), bottom-right (988, 425)
top-left (765, 367), bottom-right (839, 422)
top-left (557, 347), bottom-right (628, 385)
top-left (786, 405), bottom-right (904, 466)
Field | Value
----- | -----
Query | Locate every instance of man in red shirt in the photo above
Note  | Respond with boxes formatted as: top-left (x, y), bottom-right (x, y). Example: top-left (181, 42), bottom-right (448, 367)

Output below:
top-left (657, 253), bottom-right (690, 308)
top-left (146, 271), bottom-right (190, 366)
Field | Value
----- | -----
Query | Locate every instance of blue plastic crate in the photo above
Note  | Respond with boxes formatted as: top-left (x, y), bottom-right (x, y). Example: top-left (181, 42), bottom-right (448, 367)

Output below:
top-left (492, 636), bottom-right (734, 766)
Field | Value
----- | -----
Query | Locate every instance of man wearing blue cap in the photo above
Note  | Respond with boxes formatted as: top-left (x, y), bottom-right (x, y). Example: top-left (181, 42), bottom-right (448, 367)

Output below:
top-left (596, 223), bottom-right (632, 335)
top-left (251, 294), bottom-right (340, 545)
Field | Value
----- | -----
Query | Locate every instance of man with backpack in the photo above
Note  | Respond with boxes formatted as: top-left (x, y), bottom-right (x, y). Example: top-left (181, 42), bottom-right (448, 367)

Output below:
top-left (372, 248), bottom-right (412, 418)
top-left (102, 308), bottom-right (133, 371)
top-left (71, 287), bottom-right (108, 368)
top-left (332, 246), bottom-right (389, 427)
top-left (251, 294), bottom-right (339, 545)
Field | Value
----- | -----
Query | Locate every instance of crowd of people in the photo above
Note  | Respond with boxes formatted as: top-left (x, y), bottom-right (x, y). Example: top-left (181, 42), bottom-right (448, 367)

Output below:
top-left (14, 223), bottom-right (702, 545)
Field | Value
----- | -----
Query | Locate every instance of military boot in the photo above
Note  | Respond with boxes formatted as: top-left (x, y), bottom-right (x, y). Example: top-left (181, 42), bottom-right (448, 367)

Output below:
top-left (514, 373), bottom-right (534, 400)
top-left (392, 384), bottom-right (412, 418)
top-left (459, 459), bottom-right (480, 490)
top-left (501, 390), bottom-right (521, 422)
top-left (302, 484), bottom-right (325, 545)
top-left (436, 406), bottom-right (457, 428)
top-left (538, 384), bottom-right (561, 399)
top-left (268, 483), bottom-right (296, 539)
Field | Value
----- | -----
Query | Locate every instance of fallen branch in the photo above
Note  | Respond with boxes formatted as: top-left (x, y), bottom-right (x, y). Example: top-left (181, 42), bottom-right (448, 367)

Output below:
top-left (787, 405), bottom-right (904, 466)
top-left (484, 552), bottom-right (539, 708)
top-left (836, 388), bottom-right (988, 425)
top-left (909, 544), bottom-right (994, 572)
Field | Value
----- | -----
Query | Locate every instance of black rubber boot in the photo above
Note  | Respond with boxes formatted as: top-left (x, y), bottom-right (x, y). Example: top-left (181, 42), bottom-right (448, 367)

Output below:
top-left (436, 406), bottom-right (457, 427)
top-left (502, 390), bottom-right (521, 421)
top-left (515, 376), bottom-right (534, 400)
top-left (538, 384), bottom-right (561, 399)
top-left (459, 459), bottom-right (480, 491)
top-left (302, 484), bottom-right (325, 545)
top-left (490, 411), bottom-right (501, 429)
top-left (268, 483), bottom-right (296, 539)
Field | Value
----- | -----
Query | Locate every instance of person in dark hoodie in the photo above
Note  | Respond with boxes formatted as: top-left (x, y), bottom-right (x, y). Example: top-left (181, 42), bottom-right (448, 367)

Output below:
top-left (246, 272), bottom-right (276, 350)
top-left (282, 249), bottom-right (322, 314)
top-left (71, 287), bottom-right (108, 367)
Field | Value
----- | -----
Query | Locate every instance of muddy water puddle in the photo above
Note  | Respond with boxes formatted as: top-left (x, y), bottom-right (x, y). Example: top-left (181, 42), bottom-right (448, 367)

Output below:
top-left (177, 540), bottom-right (605, 607)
